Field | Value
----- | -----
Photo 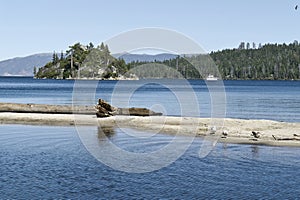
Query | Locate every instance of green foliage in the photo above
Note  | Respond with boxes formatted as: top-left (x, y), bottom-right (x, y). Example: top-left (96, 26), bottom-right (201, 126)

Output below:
top-left (211, 42), bottom-right (300, 80)
top-left (36, 42), bottom-right (126, 79)
top-left (52, 52), bottom-right (59, 64)
top-left (60, 51), bottom-right (64, 60)
top-left (35, 41), bottom-right (300, 80)
top-left (33, 66), bottom-right (37, 76)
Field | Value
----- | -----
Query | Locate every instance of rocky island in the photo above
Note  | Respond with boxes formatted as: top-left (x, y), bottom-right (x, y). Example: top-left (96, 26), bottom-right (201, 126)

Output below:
top-left (35, 42), bottom-right (139, 80)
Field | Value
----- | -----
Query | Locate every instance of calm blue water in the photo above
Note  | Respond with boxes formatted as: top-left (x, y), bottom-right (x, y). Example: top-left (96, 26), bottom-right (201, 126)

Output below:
top-left (1, 76), bottom-right (300, 121)
top-left (1, 77), bottom-right (300, 199)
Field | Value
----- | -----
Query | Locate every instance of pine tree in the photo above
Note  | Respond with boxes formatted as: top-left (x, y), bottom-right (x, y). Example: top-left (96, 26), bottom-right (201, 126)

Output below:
top-left (238, 42), bottom-right (245, 50)
top-left (100, 42), bottom-right (105, 50)
top-left (52, 51), bottom-right (56, 63)
top-left (33, 66), bottom-right (37, 76)
top-left (246, 42), bottom-right (250, 49)
top-left (60, 51), bottom-right (64, 60)
top-left (52, 51), bottom-right (59, 64)
top-left (88, 42), bottom-right (94, 50)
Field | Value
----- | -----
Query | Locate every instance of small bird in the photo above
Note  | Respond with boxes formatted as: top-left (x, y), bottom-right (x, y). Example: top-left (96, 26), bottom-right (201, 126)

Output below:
top-left (295, 5), bottom-right (298, 10)
top-left (210, 126), bottom-right (217, 134)
top-left (222, 130), bottom-right (228, 136)
top-left (252, 131), bottom-right (260, 138)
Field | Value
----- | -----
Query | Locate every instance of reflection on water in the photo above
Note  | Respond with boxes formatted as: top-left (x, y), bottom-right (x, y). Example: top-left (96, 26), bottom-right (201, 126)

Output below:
top-left (1, 125), bottom-right (300, 198)
top-left (97, 127), bottom-right (116, 139)
top-left (1, 77), bottom-right (300, 122)
top-left (2, 77), bottom-right (300, 197)
top-left (94, 126), bottom-right (175, 153)
top-left (251, 145), bottom-right (259, 159)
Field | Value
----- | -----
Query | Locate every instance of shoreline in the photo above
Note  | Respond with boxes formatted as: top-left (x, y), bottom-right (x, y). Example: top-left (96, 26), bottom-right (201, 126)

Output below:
top-left (1, 112), bottom-right (300, 147)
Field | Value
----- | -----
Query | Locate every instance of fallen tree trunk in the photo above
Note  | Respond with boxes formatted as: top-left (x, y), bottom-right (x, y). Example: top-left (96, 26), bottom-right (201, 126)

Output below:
top-left (0, 103), bottom-right (96, 114)
top-left (96, 99), bottom-right (163, 117)
top-left (117, 107), bottom-right (163, 116)
top-left (0, 100), bottom-right (163, 117)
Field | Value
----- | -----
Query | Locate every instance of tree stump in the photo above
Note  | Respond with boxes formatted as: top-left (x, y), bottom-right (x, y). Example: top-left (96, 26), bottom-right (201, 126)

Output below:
top-left (95, 99), bottom-right (117, 117)
top-left (95, 99), bottom-right (162, 118)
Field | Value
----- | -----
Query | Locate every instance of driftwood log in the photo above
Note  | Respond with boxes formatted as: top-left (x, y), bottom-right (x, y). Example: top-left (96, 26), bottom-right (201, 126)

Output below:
top-left (96, 99), bottom-right (162, 118)
top-left (0, 100), bottom-right (162, 118)
top-left (0, 102), bottom-right (95, 114)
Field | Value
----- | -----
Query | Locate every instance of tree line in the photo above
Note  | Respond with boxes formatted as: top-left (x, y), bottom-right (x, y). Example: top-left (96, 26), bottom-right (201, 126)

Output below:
top-left (210, 41), bottom-right (300, 80)
top-left (36, 41), bottom-right (300, 80)
top-left (126, 41), bottom-right (300, 80)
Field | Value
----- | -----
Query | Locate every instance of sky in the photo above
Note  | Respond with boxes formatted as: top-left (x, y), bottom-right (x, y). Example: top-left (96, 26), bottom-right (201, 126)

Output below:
top-left (0, 0), bottom-right (299, 60)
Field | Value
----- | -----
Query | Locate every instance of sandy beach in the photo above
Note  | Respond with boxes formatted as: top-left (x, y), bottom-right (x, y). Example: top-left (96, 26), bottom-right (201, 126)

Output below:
top-left (1, 112), bottom-right (300, 147)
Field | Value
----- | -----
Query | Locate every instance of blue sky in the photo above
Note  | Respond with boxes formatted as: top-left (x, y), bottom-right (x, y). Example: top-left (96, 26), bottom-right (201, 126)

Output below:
top-left (0, 0), bottom-right (299, 60)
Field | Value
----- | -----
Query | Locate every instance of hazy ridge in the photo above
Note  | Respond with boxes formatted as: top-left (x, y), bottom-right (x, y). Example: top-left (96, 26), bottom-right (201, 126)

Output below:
top-left (0, 53), bottom-right (177, 76)
top-left (0, 53), bottom-right (52, 76)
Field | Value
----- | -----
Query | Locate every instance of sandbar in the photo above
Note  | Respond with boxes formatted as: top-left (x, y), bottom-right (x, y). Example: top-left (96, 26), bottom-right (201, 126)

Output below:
top-left (1, 112), bottom-right (300, 147)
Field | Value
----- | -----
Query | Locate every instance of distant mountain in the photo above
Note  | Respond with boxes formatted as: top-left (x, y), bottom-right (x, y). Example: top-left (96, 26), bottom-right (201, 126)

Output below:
top-left (0, 53), bottom-right (177, 76)
top-left (0, 53), bottom-right (52, 76)
top-left (115, 53), bottom-right (178, 63)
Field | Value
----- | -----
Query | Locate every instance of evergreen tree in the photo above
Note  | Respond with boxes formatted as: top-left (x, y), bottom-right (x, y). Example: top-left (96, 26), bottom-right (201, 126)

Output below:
top-left (60, 51), bottom-right (64, 60)
top-left (238, 42), bottom-right (245, 50)
top-left (52, 51), bottom-right (56, 63)
top-left (33, 66), bottom-right (37, 76)
top-left (100, 42), bottom-right (105, 50)
top-left (88, 42), bottom-right (94, 50)
top-left (246, 42), bottom-right (250, 49)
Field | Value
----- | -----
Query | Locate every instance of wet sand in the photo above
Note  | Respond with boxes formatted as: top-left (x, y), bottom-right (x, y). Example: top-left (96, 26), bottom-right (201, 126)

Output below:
top-left (1, 112), bottom-right (300, 147)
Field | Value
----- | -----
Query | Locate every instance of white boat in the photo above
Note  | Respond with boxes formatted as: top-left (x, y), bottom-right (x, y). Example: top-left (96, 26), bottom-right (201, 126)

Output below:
top-left (206, 74), bottom-right (218, 81)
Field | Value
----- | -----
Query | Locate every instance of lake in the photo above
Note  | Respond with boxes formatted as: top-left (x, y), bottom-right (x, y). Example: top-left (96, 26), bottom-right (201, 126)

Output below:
top-left (1, 77), bottom-right (300, 199)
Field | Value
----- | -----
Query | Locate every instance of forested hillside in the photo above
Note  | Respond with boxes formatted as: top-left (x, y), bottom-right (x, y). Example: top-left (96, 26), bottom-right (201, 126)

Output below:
top-left (210, 41), bottom-right (300, 80)
top-left (126, 41), bottom-right (300, 80)
top-left (36, 41), bottom-right (300, 80)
